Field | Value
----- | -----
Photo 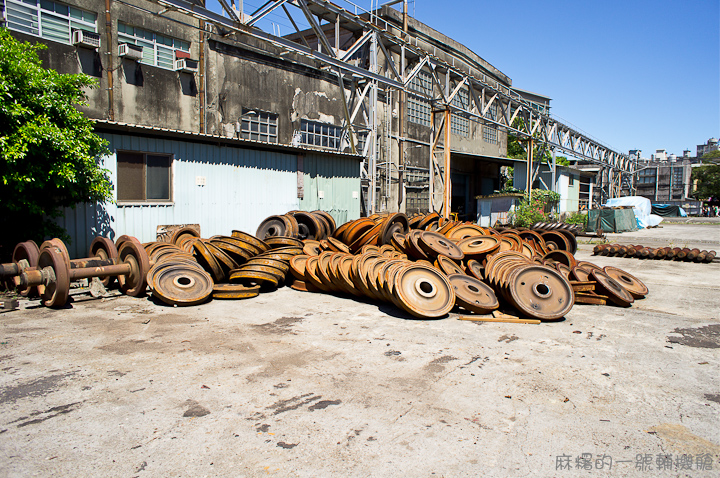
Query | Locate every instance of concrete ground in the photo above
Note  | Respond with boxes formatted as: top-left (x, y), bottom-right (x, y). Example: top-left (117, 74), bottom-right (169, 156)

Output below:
top-left (1, 224), bottom-right (718, 477)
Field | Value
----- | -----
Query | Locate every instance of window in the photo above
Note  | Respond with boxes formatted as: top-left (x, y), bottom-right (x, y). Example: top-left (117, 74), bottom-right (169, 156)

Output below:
top-left (408, 69), bottom-right (433, 95)
top-left (5, 0), bottom-right (97, 44)
top-left (300, 120), bottom-right (343, 150)
top-left (637, 168), bottom-right (656, 184)
top-left (451, 87), bottom-right (470, 137)
top-left (407, 96), bottom-right (431, 126)
top-left (483, 102), bottom-right (499, 144)
top-left (672, 168), bottom-right (683, 186)
top-left (117, 152), bottom-right (172, 202)
top-left (117, 22), bottom-right (190, 70)
top-left (241, 109), bottom-right (278, 143)
top-left (355, 130), bottom-right (370, 155)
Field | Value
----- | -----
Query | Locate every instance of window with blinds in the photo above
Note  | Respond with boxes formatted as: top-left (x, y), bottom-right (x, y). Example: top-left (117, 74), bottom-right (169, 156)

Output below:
top-left (4, 0), bottom-right (97, 44)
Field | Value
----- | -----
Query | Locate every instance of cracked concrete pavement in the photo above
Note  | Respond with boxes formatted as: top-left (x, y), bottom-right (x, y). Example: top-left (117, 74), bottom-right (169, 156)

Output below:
top-left (0, 223), bottom-right (718, 477)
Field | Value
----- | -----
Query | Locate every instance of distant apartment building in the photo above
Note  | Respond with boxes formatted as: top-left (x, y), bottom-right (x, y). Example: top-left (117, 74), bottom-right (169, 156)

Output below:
top-left (697, 138), bottom-right (719, 157)
top-left (633, 149), bottom-right (701, 214)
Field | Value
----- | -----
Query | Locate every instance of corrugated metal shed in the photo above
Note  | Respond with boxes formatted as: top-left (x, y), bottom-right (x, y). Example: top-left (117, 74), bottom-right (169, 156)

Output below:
top-left (55, 129), bottom-right (361, 257)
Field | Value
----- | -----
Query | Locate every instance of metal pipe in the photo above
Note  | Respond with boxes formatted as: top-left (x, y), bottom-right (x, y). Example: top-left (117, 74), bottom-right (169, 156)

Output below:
top-left (105, 0), bottom-right (114, 121)
top-left (69, 263), bottom-right (131, 281)
top-left (443, 107), bottom-right (451, 219)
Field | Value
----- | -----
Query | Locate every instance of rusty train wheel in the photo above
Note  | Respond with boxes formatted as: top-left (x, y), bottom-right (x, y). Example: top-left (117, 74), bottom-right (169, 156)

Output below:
top-left (603, 266), bottom-right (648, 299)
top-left (38, 246), bottom-right (70, 308)
top-left (507, 265), bottom-right (574, 320)
top-left (393, 264), bottom-right (455, 319)
top-left (12, 241), bottom-right (41, 297)
top-left (448, 274), bottom-right (499, 314)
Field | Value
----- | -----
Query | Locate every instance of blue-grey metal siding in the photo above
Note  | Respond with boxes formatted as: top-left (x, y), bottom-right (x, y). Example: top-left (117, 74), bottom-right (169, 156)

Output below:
top-left (54, 133), bottom-right (360, 258)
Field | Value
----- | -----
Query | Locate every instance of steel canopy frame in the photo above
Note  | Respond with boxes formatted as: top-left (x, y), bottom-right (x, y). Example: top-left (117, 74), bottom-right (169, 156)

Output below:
top-left (149, 0), bottom-right (632, 210)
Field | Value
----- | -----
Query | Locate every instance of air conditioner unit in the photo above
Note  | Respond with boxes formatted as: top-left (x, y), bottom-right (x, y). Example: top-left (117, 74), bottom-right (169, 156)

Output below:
top-left (72, 30), bottom-right (101, 49)
top-left (118, 43), bottom-right (143, 61)
top-left (174, 58), bottom-right (198, 73)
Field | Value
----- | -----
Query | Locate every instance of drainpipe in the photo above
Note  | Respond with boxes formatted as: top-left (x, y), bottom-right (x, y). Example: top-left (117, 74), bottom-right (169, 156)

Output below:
top-left (198, 20), bottom-right (205, 133)
top-left (104, 0), bottom-right (114, 121)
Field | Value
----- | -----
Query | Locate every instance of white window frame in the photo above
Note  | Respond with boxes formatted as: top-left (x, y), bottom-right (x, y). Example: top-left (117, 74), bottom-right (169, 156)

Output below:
top-left (117, 21), bottom-right (190, 70)
top-left (241, 108), bottom-right (278, 143)
top-left (450, 87), bottom-right (470, 137)
top-left (483, 103), bottom-right (499, 144)
top-left (4, 0), bottom-right (97, 44)
top-left (300, 120), bottom-right (343, 150)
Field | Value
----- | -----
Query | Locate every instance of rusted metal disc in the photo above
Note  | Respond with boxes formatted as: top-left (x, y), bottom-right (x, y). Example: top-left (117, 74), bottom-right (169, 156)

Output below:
top-left (445, 224), bottom-right (485, 241)
top-left (246, 258), bottom-right (290, 274)
top-left (302, 240), bottom-right (323, 256)
top-left (117, 240), bottom-right (151, 297)
top-left (38, 246), bottom-right (70, 308)
top-left (540, 231), bottom-right (572, 253)
top-left (379, 213), bottom-right (410, 245)
top-left (89, 237), bottom-right (118, 288)
top-left (337, 256), bottom-right (362, 297)
top-left (418, 231), bottom-right (464, 260)
top-left (206, 242), bottom-right (240, 272)
top-left (407, 215), bottom-right (424, 229)
top-left (507, 265), bottom-right (574, 320)
top-left (327, 236), bottom-right (350, 254)
top-left (577, 261), bottom-right (603, 274)
top-left (115, 235), bottom-right (140, 253)
top-left (466, 259), bottom-right (484, 281)
top-left (290, 279), bottom-right (312, 292)
top-left (391, 232), bottom-right (408, 254)
top-left (230, 269), bottom-right (280, 288)
top-left (379, 244), bottom-right (396, 257)
top-left (457, 235), bottom-right (500, 257)
top-left (192, 240), bottom-right (225, 283)
top-left (40, 238), bottom-right (71, 270)
top-left (417, 212), bottom-right (440, 231)
top-left (303, 256), bottom-right (327, 291)
top-left (555, 262), bottom-right (572, 279)
top-left (437, 220), bottom-right (458, 236)
top-left (146, 259), bottom-right (205, 290)
top-left (171, 226), bottom-right (200, 245)
top-left (212, 283), bottom-right (260, 300)
top-left (591, 269), bottom-right (634, 307)
top-left (210, 239), bottom-right (252, 264)
top-left (384, 261), bottom-right (407, 300)
top-left (435, 255), bottom-right (465, 276)
top-left (361, 244), bottom-right (381, 255)
top-left (151, 263), bottom-right (213, 306)
top-left (343, 218), bottom-right (376, 245)
top-left (313, 210), bottom-right (337, 236)
top-left (448, 273), bottom-right (499, 314)
top-left (231, 230), bottom-right (269, 252)
top-left (12, 241), bottom-right (41, 297)
top-left (237, 263), bottom-right (286, 282)
top-left (543, 250), bottom-right (577, 268)
top-left (289, 255), bottom-right (309, 281)
top-left (349, 222), bottom-right (383, 252)
top-left (291, 211), bottom-right (323, 240)
top-left (332, 221), bottom-right (352, 241)
top-left (571, 266), bottom-right (592, 282)
top-left (603, 266), bottom-right (648, 299)
top-left (393, 264), bottom-right (455, 318)
top-left (265, 236), bottom-right (304, 249)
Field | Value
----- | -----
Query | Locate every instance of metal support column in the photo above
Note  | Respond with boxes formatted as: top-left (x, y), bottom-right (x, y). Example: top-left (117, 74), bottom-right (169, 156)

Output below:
top-left (369, 32), bottom-right (378, 214)
top-left (443, 107), bottom-right (451, 219)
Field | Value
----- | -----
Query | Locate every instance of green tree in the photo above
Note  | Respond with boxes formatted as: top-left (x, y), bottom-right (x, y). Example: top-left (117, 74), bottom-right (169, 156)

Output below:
top-left (506, 118), bottom-right (570, 166)
top-left (0, 28), bottom-right (112, 258)
top-left (692, 150), bottom-right (720, 200)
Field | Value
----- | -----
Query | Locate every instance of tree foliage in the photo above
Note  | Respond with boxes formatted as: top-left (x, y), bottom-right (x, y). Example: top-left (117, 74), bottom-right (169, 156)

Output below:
top-left (506, 118), bottom-right (569, 166)
top-left (692, 151), bottom-right (720, 200)
top-left (0, 28), bottom-right (112, 258)
top-left (509, 188), bottom-right (560, 228)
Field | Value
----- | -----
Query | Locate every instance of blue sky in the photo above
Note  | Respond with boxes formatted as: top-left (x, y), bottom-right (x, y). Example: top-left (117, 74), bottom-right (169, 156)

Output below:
top-left (207, 0), bottom-right (719, 159)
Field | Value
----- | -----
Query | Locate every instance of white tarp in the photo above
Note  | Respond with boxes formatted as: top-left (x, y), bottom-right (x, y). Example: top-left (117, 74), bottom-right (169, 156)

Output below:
top-left (603, 196), bottom-right (663, 228)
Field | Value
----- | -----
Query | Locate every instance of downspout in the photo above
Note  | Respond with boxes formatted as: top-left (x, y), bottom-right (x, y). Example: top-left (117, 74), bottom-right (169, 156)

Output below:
top-left (104, 0), bottom-right (114, 121)
top-left (198, 20), bottom-right (205, 133)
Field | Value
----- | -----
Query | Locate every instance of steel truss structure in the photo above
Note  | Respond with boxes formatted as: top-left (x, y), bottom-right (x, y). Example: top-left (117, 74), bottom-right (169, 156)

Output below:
top-left (149, 0), bottom-right (633, 213)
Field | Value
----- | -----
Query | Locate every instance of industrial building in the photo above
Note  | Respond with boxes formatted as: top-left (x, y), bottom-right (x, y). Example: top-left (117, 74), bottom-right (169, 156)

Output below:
top-left (1, 0), bottom-right (632, 255)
